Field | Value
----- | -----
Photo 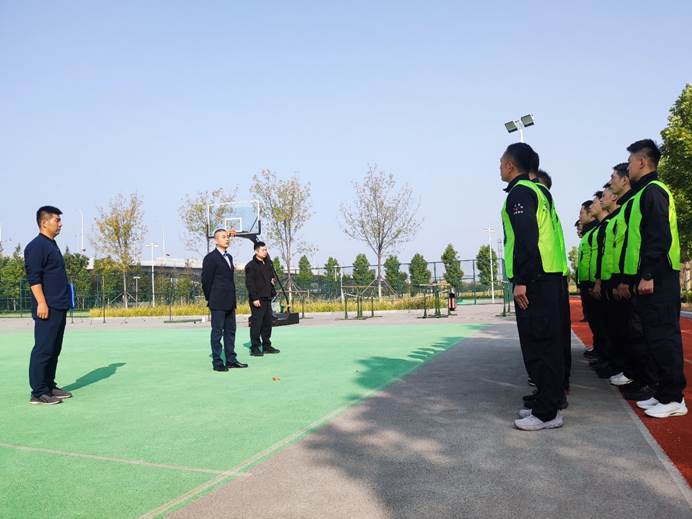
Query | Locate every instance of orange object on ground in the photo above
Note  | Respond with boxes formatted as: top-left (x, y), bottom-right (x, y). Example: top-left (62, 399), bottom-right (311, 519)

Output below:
top-left (569, 297), bottom-right (692, 486)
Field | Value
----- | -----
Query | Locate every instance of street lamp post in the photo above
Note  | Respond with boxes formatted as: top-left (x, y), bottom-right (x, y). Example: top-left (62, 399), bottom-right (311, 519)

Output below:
top-left (483, 226), bottom-right (496, 304)
top-left (79, 210), bottom-right (85, 253)
top-left (504, 114), bottom-right (535, 142)
top-left (133, 276), bottom-right (140, 306)
top-left (145, 243), bottom-right (159, 307)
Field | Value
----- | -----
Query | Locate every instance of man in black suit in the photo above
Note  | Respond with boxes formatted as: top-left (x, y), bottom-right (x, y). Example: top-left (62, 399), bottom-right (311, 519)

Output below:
top-left (201, 229), bottom-right (248, 372)
top-left (245, 241), bottom-right (279, 357)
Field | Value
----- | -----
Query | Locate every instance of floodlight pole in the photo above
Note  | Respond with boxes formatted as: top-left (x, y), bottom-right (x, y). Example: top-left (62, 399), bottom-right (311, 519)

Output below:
top-left (483, 226), bottom-right (495, 304)
top-left (145, 242), bottom-right (159, 307)
top-left (79, 210), bottom-right (85, 253)
top-left (133, 276), bottom-right (140, 305)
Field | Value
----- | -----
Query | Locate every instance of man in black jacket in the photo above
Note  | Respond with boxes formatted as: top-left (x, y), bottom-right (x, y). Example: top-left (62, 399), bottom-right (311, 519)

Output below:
top-left (245, 241), bottom-right (279, 357)
top-left (24, 206), bottom-right (73, 405)
top-left (202, 229), bottom-right (247, 372)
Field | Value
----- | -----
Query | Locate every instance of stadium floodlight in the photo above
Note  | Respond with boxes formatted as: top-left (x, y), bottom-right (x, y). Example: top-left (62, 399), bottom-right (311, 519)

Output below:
top-left (504, 113), bottom-right (535, 142)
top-left (504, 121), bottom-right (519, 133)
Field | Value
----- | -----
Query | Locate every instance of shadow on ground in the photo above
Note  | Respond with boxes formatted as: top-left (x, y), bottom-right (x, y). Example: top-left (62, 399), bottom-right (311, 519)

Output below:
top-left (63, 362), bottom-right (126, 392)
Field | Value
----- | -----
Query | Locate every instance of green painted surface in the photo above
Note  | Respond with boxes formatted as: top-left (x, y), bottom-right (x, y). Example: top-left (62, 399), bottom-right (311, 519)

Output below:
top-left (0, 322), bottom-right (481, 518)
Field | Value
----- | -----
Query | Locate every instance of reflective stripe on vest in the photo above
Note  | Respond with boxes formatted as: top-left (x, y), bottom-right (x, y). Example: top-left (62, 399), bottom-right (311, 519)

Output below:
top-left (622, 180), bottom-right (681, 274)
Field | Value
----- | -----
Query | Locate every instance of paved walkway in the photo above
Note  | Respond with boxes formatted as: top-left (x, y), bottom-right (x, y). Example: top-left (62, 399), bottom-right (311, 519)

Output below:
top-left (170, 322), bottom-right (692, 519)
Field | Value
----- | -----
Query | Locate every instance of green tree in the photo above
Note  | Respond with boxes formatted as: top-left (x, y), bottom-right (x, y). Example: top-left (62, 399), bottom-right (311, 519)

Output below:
top-left (441, 244), bottom-right (464, 290)
top-left (475, 245), bottom-right (499, 287)
top-left (409, 253), bottom-right (431, 290)
top-left (63, 247), bottom-right (92, 308)
top-left (178, 187), bottom-right (237, 255)
top-left (297, 255), bottom-right (313, 285)
top-left (352, 253), bottom-right (375, 286)
top-left (0, 245), bottom-right (25, 310)
top-left (659, 83), bottom-right (692, 259)
top-left (272, 257), bottom-right (285, 279)
top-left (384, 255), bottom-right (407, 294)
top-left (93, 257), bottom-right (120, 304)
top-left (324, 257), bottom-right (339, 281)
top-left (568, 246), bottom-right (579, 283)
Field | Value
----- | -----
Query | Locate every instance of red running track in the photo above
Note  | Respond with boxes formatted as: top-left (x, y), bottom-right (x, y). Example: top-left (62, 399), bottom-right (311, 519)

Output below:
top-left (569, 298), bottom-right (692, 486)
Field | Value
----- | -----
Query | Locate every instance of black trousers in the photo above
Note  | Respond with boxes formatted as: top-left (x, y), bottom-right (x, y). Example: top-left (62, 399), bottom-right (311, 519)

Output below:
top-left (621, 295), bottom-right (658, 388)
top-left (602, 284), bottom-right (627, 373)
top-left (249, 299), bottom-right (273, 350)
top-left (632, 271), bottom-right (686, 403)
top-left (559, 277), bottom-right (572, 391)
top-left (210, 309), bottom-right (237, 366)
top-left (586, 294), bottom-right (611, 360)
top-left (29, 308), bottom-right (67, 397)
top-left (515, 277), bottom-right (565, 421)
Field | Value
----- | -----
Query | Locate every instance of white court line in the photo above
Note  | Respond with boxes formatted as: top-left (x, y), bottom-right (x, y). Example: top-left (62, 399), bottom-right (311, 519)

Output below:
top-left (138, 332), bottom-right (481, 519)
top-left (0, 442), bottom-right (225, 475)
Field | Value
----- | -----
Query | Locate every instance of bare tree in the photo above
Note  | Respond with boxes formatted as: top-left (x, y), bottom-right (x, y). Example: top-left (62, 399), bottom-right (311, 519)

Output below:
top-left (341, 165), bottom-right (420, 298)
top-left (251, 170), bottom-right (312, 303)
top-left (178, 187), bottom-right (237, 255)
top-left (94, 193), bottom-right (147, 308)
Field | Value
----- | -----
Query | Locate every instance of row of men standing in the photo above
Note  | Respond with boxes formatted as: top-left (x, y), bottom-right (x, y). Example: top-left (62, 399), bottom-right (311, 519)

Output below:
top-left (576, 139), bottom-right (686, 418)
top-left (501, 139), bottom-right (687, 431)
top-left (201, 229), bottom-right (280, 372)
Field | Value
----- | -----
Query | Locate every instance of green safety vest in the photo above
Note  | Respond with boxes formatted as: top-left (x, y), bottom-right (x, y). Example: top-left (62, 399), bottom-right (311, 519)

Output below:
top-left (537, 183), bottom-right (570, 276)
top-left (622, 180), bottom-right (681, 274)
top-left (600, 215), bottom-right (618, 281)
top-left (577, 228), bottom-right (593, 284)
top-left (501, 180), bottom-right (564, 280)
top-left (610, 195), bottom-right (636, 277)
top-left (588, 221), bottom-right (605, 282)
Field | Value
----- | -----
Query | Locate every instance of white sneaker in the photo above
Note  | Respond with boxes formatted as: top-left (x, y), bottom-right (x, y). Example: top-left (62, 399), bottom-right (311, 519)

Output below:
top-left (636, 397), bottom-right (659, 410)
top-left (609, 372), bottom-right (633, 386)
top-left (644, 399), bottom-right (688, 418)
top-left (514, 413), bottom-right (564, 431)
top-left (518, 408), bottom-right (532, 418)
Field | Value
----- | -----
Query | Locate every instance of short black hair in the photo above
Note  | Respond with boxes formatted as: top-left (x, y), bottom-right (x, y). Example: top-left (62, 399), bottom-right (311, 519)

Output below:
top-left (253, 240), bottom-right (266, 251)
top-left (602, 182), bottom-right (611, 189)
top-left (574, 220), bottom-right (580, 227)
top-left (36, 206), bottom-right (62, 227)
top-left (593, 191), bottom-right (603, 199)
top-left (626, 139), bottom-right (661, 166)
top-left (581, 200), bottom-right (593, 208)
top-left (536, 169), bottom-right (552, 189)
top-left (213, 228), bottom-right (227, 237)
top-left (529, 149), bottom-right (540, 174)
top-left (503, 143), bottom-right (536, 174)
top-left (613, 162), bottom-right (629, 177)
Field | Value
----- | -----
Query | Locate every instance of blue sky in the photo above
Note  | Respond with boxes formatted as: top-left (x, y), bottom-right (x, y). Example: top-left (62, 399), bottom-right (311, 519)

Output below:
top-left (1, 1), bottom-right (690, 268)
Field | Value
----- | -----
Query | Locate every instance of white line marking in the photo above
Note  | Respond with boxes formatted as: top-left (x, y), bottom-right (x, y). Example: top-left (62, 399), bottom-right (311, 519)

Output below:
top-left (139, 331), bottom-right (482, 519)
top-left (0, 442), bottom-right (225, 475)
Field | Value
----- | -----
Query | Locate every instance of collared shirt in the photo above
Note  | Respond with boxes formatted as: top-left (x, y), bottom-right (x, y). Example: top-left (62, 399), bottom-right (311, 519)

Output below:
top-left (216, 247), bottom-right (232, 269)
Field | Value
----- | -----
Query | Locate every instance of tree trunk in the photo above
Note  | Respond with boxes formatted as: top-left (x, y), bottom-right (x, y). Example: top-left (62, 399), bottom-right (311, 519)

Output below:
top-left (376, 253), bottom-right (383, 300)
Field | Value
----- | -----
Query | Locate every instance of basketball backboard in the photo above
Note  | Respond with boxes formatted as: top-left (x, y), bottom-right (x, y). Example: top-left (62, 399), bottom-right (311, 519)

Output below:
top-left (207, 200), bottom-right (261, 237)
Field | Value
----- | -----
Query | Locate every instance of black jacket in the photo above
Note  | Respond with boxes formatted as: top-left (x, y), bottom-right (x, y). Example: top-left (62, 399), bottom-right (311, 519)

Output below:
top-left (245, 256), bottom-right (276, 302)
top-left (503, 175), bottom-right (561, 284)
top-left (201, 249), bottom-right (237, 311)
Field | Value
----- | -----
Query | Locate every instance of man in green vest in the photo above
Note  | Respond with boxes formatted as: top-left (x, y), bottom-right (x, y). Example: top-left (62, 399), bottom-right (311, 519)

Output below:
top-left (624, 139), bottom-right (686, 418)
top-left (608, 163), bottom-right (658, 402)
top-left (526, 163), bottom-right (572, 400)
top-left (585, 190), bottom-right (613, 376)
top-left (500, 143), bottom-right (566, 431)
top-left (577, 200), bottom-right (597, 341)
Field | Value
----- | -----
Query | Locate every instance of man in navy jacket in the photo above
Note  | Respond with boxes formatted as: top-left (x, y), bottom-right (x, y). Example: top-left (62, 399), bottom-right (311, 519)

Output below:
top-left (201, 229), bottom-right (248, 372)
top-left (24, 206), bottom-right (72, 405)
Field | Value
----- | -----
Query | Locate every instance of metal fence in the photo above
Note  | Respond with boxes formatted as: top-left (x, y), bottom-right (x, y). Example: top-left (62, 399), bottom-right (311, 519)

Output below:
top-left (0, 258), bottom-right (509, 315)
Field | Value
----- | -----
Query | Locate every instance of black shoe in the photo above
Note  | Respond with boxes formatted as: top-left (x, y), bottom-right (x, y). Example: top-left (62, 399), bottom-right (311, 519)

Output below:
top-left (621, 385), bottom-right (655, 401)
top-left (583, 349), bottom-right (598, 359)
top-left (263, 346), bottom-right (280, 354)
top-left (589, 358), bottom-right (607, 368)
top-left (250, 349), bottom-right (264, 357)
top-left (227, 361), bottom-right (248, 369)
top-left (595, 367), bottom-right (618, 379)
top-left (213, 364), bottom-right (229, 372)
top-left (50, 387), bottom-right (73, 399)
top-left (527, 378), bottom-right (536, 387)
top-left (30, 394), bottom-right (62, 405)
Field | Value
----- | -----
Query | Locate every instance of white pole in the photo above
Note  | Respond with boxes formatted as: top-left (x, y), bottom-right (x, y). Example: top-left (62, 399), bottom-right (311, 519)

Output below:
top-left (79, 210), bottom-right (85, 253)
top-left (483, 226), bottom-right (495, 304)
top-left (145, 243), bottom-right (159, 307)
top-left (518, 124), bottom-right (525, 143)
